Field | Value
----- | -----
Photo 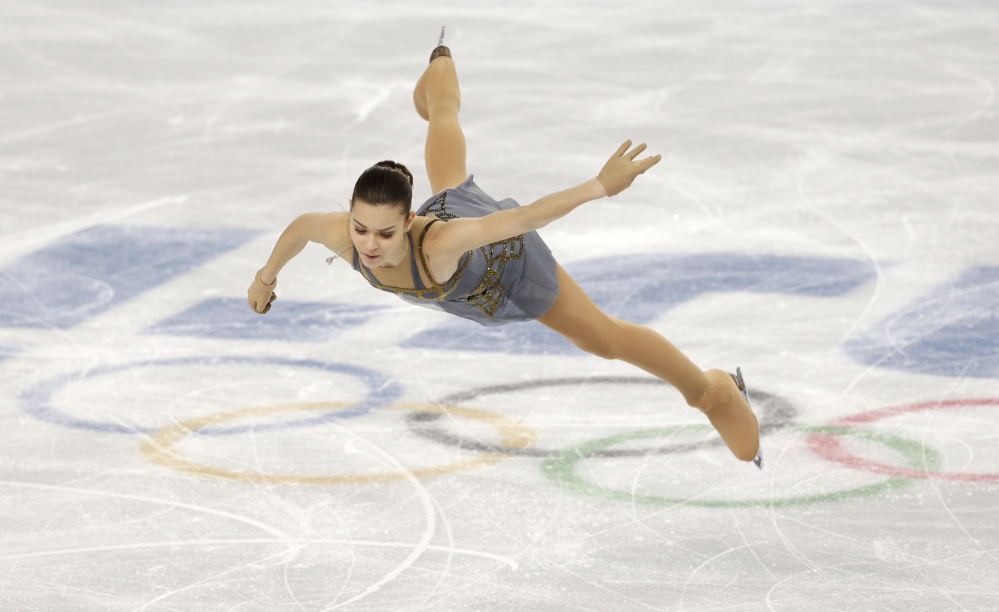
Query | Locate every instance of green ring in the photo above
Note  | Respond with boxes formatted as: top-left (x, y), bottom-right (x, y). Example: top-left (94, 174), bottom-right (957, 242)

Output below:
top-left (540, 425), bottom-right (940, 508)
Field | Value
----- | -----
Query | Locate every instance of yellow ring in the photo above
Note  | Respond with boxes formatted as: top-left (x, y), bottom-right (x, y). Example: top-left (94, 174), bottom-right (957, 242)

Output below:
top-left (140, 401), bottom-right (534, 484)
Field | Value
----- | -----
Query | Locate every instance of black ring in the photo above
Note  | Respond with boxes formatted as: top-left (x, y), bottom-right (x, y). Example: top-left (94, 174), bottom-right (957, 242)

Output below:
top-left (407, 376), bottom-right (798, 458)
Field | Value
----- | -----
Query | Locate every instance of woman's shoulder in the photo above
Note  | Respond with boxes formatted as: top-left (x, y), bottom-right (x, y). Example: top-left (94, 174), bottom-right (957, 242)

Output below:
top-left (308, 211), bottom-right (351, 252)
top-left (315, 210), bottom-right (348, 232)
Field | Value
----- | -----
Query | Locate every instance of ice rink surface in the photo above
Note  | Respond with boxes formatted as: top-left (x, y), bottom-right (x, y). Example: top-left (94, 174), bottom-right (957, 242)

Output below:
top-left (2, 1), bottom-right (998, 610)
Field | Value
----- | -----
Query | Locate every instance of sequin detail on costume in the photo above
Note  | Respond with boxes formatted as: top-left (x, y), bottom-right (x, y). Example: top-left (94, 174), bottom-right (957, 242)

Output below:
top-left (420, 192), bottom-right (525, 318)
top-left (465, 235), bottom-right (524, 316)
top-left (421, 192), bottom-right (457, 221)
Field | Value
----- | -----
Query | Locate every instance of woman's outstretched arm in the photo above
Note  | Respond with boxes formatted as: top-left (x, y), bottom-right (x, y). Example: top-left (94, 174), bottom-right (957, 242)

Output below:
top-left (248, 212), bottom-right (348, 313)
top-left (429, 141), bottom-right (661, 258)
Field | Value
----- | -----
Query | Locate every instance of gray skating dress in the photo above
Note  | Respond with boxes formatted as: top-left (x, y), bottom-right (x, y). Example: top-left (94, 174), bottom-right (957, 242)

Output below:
top-left (351, 175), bottom-right (559, 326)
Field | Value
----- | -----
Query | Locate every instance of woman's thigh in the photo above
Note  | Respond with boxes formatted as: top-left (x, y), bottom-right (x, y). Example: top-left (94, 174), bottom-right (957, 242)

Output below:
top-left (537, 263), bottom-right (620, 358)
top-left (425, 110), bottom-right (468, 194)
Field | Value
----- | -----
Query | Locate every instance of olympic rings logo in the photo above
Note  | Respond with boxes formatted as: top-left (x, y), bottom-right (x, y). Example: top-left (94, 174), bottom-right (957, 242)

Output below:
top-left (141, 402), bottom-right (534, 484)
top-left (17, 358), bottom-right (999, 507)
top-left (19, 356), bottom-right (401, 435)
top-left (808, 398), bottom-right (999, 483)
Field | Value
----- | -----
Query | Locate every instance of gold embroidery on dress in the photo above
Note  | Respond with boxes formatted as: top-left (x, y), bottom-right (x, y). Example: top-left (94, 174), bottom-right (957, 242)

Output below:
top-left (422, 192), bottom-right (524, 317)
top-left (360, 191), bottom-right (524, 318)
top-left (421, 192), bottom-right (457, 221)
top-left (462, 234), bottom-right (524, 316)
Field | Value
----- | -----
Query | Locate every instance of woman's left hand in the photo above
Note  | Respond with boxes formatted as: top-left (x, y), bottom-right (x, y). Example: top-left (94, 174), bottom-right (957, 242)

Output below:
top-left (596, 140), bottom-right (662, 196)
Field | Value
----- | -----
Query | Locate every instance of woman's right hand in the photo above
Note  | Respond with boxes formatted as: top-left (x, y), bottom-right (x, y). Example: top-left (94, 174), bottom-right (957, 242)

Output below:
top-left (247, 269), bottom-right (277, 314)
top-left (596, 140), bottom-right (662, 196)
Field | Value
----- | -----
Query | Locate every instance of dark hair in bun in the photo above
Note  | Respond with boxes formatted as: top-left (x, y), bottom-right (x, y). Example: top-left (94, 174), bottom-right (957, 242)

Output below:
top-left (351, 160), bottom-right (414, 215)
top-left (374, 160), bottom-right (414, 186)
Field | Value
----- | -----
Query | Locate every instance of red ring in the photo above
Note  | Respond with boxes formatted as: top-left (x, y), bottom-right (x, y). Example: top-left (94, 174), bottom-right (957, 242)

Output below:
top-left (808, 398), bottom-right (999, 482)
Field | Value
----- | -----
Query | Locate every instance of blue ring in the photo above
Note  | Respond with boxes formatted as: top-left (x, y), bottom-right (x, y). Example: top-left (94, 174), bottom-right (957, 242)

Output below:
top-left (19, 356), bottom-right (399, 435)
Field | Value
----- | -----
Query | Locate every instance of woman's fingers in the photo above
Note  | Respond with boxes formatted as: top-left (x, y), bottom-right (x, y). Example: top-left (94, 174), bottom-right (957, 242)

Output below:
top-left (623, 142), bottom-right (661, 173)
top-left (598, 140), bottom-right (661, 196)
top-left (638, 153), bottom-right (662, 172)
top-left (615, 141), bottom-right (657, 164)
top-left (626, 142), bottom-right (647, 160)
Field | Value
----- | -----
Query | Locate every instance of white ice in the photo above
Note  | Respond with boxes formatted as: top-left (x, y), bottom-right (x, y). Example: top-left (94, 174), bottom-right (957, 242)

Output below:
top-left (2, 1), bottom-right (998, 610)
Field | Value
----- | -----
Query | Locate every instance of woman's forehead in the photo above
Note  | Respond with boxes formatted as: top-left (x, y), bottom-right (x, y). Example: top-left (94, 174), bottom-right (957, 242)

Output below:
top-left (350, 200), bottom-right (406, 228)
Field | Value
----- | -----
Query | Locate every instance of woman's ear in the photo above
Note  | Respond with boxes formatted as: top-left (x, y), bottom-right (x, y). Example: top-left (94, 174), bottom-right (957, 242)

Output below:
top-left (405, 211), bottom-right (417, 231)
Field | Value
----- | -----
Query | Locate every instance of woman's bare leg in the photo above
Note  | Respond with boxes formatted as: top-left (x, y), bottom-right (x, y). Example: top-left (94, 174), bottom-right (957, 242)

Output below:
top-left (414, 56), bottom-right (467, 194)
top-left (538, 264), bottom-right (760, 462)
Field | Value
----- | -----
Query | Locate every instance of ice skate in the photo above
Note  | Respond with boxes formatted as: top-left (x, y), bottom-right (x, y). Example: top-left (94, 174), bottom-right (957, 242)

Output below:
top-left (414, 27), bottom-right (460, 122)
top-left (733, 367), bottom-right (764, 469)
top-left (698, 368), bottom-right (763, 467)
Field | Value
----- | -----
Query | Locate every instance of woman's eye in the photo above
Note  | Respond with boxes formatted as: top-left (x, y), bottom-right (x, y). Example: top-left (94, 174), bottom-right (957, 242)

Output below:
top-left (380, 233), bottom-right (394, 239)
top-left (354, 228), bottom-right (367, 235)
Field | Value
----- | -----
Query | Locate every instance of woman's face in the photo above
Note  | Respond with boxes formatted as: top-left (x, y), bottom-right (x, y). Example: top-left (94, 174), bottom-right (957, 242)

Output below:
top-left (349, 199), bottom-right (415, 268)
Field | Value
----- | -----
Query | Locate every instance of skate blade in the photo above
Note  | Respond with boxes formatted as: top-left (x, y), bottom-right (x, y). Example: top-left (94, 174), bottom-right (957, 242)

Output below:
top-left (734, 367), bottom-right (764, 470)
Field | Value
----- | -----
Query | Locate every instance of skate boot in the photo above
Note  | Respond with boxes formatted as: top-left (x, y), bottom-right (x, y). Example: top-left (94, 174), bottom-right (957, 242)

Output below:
top-left (414, 27), bottom-right (458, 121)
top-left (700, 368), bottom-right (763, 468)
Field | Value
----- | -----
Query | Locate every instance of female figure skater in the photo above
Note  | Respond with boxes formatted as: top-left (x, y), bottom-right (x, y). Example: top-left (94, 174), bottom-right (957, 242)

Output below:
top-left (248, 40), bottom-right (762, 468)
